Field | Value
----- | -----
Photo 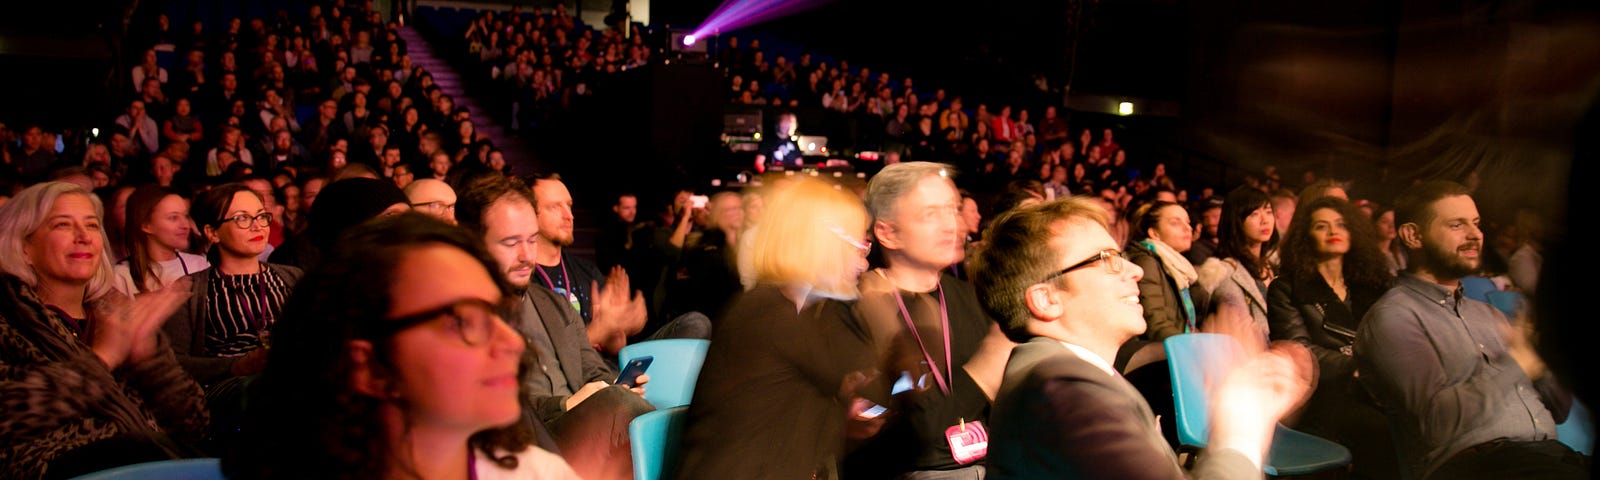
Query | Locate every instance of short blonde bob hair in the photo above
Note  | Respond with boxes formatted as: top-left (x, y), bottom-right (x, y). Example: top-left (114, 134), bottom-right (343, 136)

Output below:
top-left (0, 182), bottom-right (118, 302)
top-left (739, 178), bottom-right (869, 299)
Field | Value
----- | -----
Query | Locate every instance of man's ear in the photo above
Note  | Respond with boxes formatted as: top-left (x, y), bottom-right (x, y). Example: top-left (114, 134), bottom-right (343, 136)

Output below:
top-left (347, 340), bottom-right (389, 398)
top-left (1023, 284), bottom-right (1064, 325)
top-left (1398, 222), bottom-right (1423, 250)
top-left (873, 220), bottom-right (902, 251)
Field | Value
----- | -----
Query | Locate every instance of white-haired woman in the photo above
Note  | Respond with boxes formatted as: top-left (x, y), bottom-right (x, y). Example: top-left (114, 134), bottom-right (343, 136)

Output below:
top-left (0, 182), bottom-right (204, 478)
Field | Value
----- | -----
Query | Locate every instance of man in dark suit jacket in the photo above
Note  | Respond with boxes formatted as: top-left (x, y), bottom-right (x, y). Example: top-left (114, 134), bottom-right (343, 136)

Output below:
top-left (457, 175), bottom-right (654, 480)
top-left (970, 197), bottom-right (1314, 479)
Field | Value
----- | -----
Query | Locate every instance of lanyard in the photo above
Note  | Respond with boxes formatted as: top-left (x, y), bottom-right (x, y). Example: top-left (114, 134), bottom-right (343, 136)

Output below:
top-left (894, 282), bottom-right (952, 395)
top-left (535, 256), bottom-right (573, 295)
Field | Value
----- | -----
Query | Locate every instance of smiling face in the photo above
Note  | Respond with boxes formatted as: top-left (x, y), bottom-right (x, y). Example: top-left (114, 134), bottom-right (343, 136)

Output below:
top-left (25, 193), bottom-right (104, 287)
top-left (1047, 218), bottom-right (1146, 341)
top-left (205, 191), bottom-right (270, 259)
top-left (1408, 195), bottom-right (1482, 281)
top-left (381, 244), bottom-right (525, 434)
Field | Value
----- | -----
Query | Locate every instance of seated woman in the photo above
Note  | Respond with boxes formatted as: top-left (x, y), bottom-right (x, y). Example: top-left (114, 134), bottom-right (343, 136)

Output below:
top-left (225, 213), bottom-right (576, 479)
top-left (1267, 196), bottom-right (1397, 478)
top-left (1198, 186), bottom-right (1280, 337)
top-left (675, 179), bottom-right (882, 479)
top-left (0, 182), bottom-right (205, 478)
top-left (1126, 200), bottom-right (1205, 342)
top-left (114, 185), bottom-right (210, 296)
top-left (163, 184), bottom-right (302, 387)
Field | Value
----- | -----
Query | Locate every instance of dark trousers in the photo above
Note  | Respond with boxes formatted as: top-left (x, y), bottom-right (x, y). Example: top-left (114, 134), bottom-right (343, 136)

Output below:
top-left (1428, 439), bottom-right (1589, 480)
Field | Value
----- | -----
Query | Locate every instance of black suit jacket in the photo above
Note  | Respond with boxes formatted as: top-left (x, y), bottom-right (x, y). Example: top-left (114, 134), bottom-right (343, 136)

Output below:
top-left (988, 338), bottom-right (1258, 480)
top-left (520, 285), bottom-right (616, 422)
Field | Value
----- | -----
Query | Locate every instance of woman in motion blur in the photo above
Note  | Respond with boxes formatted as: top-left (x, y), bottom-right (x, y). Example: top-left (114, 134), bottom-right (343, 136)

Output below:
top-left (675, 179), bottom-right (884, 479)
top-left (225, 213), bottom-right (576, 479)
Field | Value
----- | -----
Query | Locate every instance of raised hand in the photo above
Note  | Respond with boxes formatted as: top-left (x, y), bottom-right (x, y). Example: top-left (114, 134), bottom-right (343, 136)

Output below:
top-left (90, 277), bottom-right (192, 370)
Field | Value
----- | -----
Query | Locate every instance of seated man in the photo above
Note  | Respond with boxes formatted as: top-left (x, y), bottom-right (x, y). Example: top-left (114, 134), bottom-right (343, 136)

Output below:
top-left (1357, 181), bottom-right (1586, 480)
top-left (972, 197), bottom-right (1314, 479)
top-left (456, 175), bottom-right (653, 480)
top-left (403, 178), bottom-right (457, 225)
top-left (528, 174), bottom-right (710, 356)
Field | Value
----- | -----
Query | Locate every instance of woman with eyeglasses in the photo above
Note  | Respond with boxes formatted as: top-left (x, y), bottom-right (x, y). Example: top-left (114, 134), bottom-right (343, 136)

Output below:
top-left (1197, 186), bottom-right (1280, 337)
top-left (162, 183), bottom-right (302, 388)
top-left (1266, 196), bottom-right (1396, 478)
top-left (225, 213), bottom-right (577, 479)
top-left (676, 179), bottom-right (883, 480)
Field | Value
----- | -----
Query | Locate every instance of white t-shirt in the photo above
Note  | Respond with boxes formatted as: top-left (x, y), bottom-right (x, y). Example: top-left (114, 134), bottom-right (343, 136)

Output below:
top-left (476, 445), bottom-right (580, 480)
top-left (113, 252), bottom-right (211, 295)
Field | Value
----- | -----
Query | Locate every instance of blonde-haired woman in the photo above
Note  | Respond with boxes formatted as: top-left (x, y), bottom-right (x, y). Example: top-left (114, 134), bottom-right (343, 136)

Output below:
top-left (677, 179), bottom-right (880, 479)
top-left (0, 182), bottom-right (204, 478)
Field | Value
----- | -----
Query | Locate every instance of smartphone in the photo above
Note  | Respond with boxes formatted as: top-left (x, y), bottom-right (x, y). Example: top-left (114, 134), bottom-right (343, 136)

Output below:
top-left (615, 356), bottom-right (653, 388)
top-left (690, 195), bottom-right (710, 209)
top-left (857, 402), bottom-right (888, 419)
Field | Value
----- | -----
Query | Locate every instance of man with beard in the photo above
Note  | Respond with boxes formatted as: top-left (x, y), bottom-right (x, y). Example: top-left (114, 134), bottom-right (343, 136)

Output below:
top-left (530, 174), bottom-right (710, 357)
top-left (456, 175), bottom-right (654, 480)
top-left (1356, 180), bottom-right (1585, 480)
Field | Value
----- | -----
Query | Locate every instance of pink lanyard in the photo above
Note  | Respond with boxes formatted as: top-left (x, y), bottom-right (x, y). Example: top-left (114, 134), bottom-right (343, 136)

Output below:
top-left (534, 258), bottom-right (572, 294)
top-left (894, 283), bottom-right (952, 395)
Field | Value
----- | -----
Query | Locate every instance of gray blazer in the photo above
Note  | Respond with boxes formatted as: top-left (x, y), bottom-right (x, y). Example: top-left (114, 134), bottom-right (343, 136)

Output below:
top-left (162, 263), bottom-right (303, 384)
top-left (520, 285), bottom-right (617, 422)
top-left (988, 337), bottom-right (1259, 479)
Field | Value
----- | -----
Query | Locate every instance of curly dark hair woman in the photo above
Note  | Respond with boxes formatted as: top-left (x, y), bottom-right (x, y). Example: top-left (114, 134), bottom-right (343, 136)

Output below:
top-left (1266, 196), bottom-right (1397, 478)
top-left (224, 212), bottom-right (576, 479)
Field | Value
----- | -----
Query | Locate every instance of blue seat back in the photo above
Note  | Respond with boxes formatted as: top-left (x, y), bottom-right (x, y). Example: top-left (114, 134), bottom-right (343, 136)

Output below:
top-left (1558, 400), bottom-right (1595, 456)
top-left (629, 406), bottom-right (689, 480)
top-left (619, 339), bottom-right (711, 409)
top-left (1484, 290), bottom-right (1524, 317)
top-left (70, 458), bottom-right (223, 480)
top-left (1461, 276), bottom-right (1497, 302)
top-left (1163, 333), bottom-right (1246, 447)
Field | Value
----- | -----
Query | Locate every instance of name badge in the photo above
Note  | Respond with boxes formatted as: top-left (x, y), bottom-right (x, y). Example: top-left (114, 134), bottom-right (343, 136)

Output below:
top-left (945, 420), bottom-right (988, 465)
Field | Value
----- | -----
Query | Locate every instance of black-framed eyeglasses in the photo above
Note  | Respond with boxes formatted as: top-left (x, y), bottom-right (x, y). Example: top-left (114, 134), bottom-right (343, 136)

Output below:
top-left (224, 212), bottom-right (274, 229)
top-left (1040, 248), bottom-right (1127, 282)
top-left (369, 298), bottom-right (516, 346)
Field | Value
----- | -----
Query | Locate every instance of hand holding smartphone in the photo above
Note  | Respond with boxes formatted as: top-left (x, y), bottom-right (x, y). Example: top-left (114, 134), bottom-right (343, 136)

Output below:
top-left (615, 356), bottom-right (653, 388)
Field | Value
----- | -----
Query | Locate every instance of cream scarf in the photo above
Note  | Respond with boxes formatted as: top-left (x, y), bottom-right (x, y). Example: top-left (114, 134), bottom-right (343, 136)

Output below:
top-left (1143, 238), bottom-right (1198, 290)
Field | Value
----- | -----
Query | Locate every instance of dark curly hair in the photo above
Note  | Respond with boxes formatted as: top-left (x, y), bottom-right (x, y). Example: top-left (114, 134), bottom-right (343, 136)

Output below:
top-left (1279, 196), bottom-right (1394, 292)
top-left (1216, 186), bottom-right (1280, 280)
top-left (224, 212), bottom-right (538, 479)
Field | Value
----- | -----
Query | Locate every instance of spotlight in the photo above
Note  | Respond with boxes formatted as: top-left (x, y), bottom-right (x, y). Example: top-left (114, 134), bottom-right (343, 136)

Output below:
top-left (1118, 102), bottom-right (1134, 116)
top-left (684, 34), bottom-right (698, 46)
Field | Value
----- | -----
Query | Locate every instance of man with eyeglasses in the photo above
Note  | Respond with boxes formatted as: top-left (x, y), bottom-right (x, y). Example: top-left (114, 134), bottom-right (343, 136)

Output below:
top-left (973, 197), bottom-right (1314, 479)
top-left (844, 162), bottom-right (1014, 479)
top-left (403, 178), bottom-right (457, 225)
top-left (456, 175), bottom-right (653, 480)
top-left (1356, 181), bottom-right (1584, 479)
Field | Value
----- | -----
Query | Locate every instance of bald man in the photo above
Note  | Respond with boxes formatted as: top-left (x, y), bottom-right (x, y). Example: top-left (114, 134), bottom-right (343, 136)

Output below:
top-left (404, 178), bottom-right (458, 225)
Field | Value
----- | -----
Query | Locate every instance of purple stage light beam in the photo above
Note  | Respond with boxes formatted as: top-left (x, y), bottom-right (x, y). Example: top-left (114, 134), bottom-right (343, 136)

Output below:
top-left (689, 0), bottom-right (838, 42)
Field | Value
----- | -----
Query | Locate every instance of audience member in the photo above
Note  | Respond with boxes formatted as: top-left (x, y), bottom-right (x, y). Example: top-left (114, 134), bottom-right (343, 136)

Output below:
top-left (0, 182), bottom-right (205, 478)
top-left (844, 162), bottom-right (1013, 478)
top-left (403, 178), bottom-right (458, 225)
top-left (1127, 201), bottom-right (1205, 342)
top-left (1267, 196), bottom-right (1398, 478)
top-left (676, 178), bottom-right (880, 479)
top-left (1356, 181), bottom-right (1584, 480)
top-left (224, 213), bottom-right (577, 479)
top-left (454, 175), bottom-right (651, 480)
top-left (972, 197), bottom-right (1312, 479)
top-left (113, 185), bottom-right (210, 296)
top-left (1197, 187), bottom-right (1279, 336)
